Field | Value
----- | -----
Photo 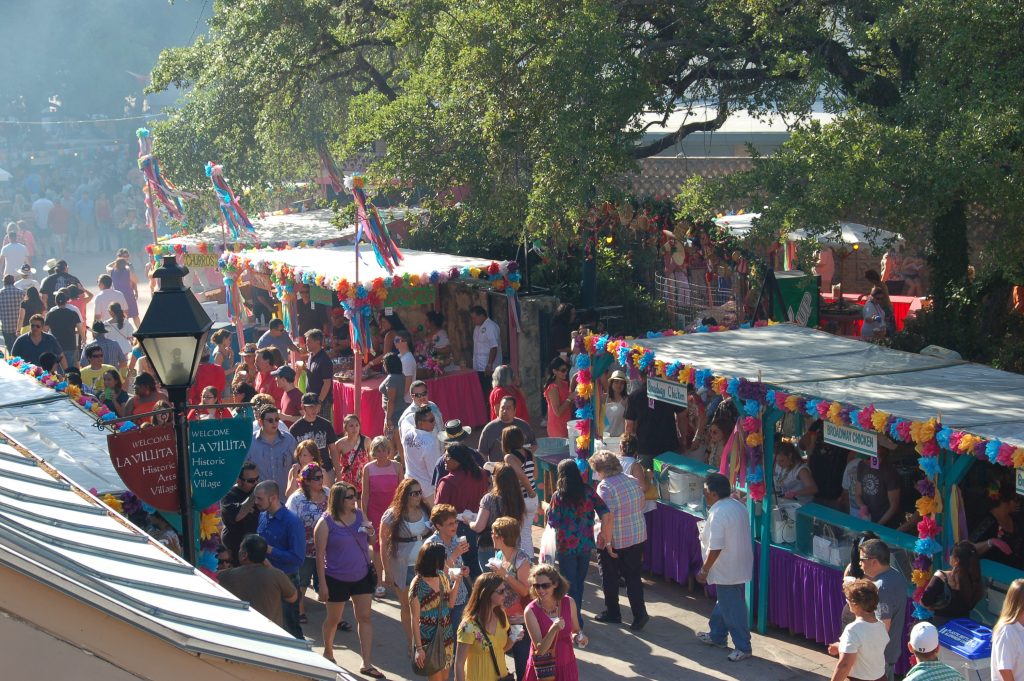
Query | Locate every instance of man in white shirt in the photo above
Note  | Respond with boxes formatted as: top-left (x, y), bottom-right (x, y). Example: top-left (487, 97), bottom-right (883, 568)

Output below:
top-left (14, 263), bottom-right (38, 293)
top-left (399, 380), bottom-right (443, 435)
top-left (401, 405), bottom-right (442, 504)
top-left (91, 274), bottom-right (128, 322)
top-left (470, 305), bottom-right (501, 403)
top-left (31, 195), bottom-right (54, 236)
top-left (696, 472), bottom-right (754, 661)
top-left (0, 225), bottom-right (28, 278)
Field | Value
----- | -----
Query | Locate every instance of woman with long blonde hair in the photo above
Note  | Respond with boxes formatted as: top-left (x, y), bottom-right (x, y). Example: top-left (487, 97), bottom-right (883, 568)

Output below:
top-left (992, 578), bottom-right (1024, 681)
top-left (454, 572), bottom-right (514, 681)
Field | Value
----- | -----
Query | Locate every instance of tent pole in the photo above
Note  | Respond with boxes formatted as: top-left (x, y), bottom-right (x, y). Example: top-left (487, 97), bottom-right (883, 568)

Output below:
top-left (754, 408), bottom-right (782, 633)
top-left (353, 243), bottom-right (362, 417)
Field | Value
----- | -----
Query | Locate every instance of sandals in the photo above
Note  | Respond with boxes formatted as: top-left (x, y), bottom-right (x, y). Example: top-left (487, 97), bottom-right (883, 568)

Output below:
top-left (360, 667), bottom-right (386, 679)
top-left (339, 620), bottom-right (352, 632)
top-left (374, 585), bottom-right (387, 598)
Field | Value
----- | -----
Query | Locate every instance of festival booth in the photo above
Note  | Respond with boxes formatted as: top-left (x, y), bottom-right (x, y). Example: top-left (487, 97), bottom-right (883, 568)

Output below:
top-left (219, 244), bottom-right (523, 435)
top-left (573, 324), bottom-right (1024, 673)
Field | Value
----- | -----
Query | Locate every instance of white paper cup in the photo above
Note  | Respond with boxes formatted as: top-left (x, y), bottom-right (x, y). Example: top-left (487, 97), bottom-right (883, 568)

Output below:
top-left (448, 567), bottom-right (462, 579)
top-left (458, 536), bottom-right (468, 545)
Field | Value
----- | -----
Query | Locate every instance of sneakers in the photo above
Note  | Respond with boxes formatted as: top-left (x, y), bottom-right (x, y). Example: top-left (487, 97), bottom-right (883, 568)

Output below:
top-left (695, 631), bottom-right (727, 648)
top-left (727, 650), bottom-right (752, 662)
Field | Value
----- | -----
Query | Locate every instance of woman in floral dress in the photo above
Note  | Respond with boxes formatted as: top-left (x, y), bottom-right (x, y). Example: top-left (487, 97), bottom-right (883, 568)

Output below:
top-left (410, 543), bottom-right (462, 681)
top-left (286, 462), bottom-right (328, 623)
top-left (547, 458), bottom-right (608, 625)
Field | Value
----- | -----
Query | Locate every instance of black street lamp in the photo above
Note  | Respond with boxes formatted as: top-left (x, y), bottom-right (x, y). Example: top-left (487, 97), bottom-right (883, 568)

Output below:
top-left (134, 256), bottom-right (213, 564)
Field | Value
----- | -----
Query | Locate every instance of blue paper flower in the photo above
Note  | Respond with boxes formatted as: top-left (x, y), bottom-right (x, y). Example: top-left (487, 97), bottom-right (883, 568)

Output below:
top-left (118, 422), bottom-right (137, 432)
top-left (985, 440), bottom-right (1001, 464)
top-left (594, 336), bottom-right (609, 353)
top-left (743, 400), bottom-right (760, 417)
top-left (918, 456), bottom-right (941, 478)
top-left (198, 550), bottom-right (219, 572)
top-left (804, 399), bottom-right (819, 417)
top-left (696, 325), bottom-right (709, 333)
top-left (914, 538), bottom-right (941, 555)
top-left (575, 354), bottom-right (590, 370)
top-left (575, 457), bottom-right (589, 473)
top-left (765, 390), bottom-right (776, 406)
top-left (912, 603), bottom-right (933, 620)
top-left (936, 427), bottom-right (952, 450)
top-left (101, 412), bottom-right (117, 422)
top-left (726, 378), bottom-right (740, 396)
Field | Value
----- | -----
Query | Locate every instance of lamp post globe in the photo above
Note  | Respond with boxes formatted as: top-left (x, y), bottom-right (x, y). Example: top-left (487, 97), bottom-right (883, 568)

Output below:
top-left (134, 255), bottom-right (213, 564)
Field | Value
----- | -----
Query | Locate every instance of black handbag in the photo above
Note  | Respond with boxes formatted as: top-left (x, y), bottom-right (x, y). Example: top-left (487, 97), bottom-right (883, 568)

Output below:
top-left (481, 627), bottom-right (515, 681)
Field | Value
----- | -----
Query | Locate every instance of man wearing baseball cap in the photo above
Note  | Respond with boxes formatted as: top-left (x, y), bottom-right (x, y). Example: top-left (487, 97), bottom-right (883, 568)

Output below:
top-left (903, 622), bottom-right (960, 681)
top-left (272, 365), bottom-right (303, 424)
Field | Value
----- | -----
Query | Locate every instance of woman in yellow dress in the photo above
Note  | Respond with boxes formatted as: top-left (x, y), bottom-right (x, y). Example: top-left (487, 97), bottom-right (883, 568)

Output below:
top-left (455, 572), bottom-right (515, 681)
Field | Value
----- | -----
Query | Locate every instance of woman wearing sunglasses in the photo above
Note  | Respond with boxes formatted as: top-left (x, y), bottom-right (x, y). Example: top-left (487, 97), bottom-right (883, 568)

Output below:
top-left (314, 481), bottom-right (384, 678)
top-left (286, 462), bottom-right (329, 627)
top-left (380, 478), bottom-right (434, 651)
top-left (455, 572), bottom-right (515, 681)
top-left (523, 564), bottom-right (586, 681)
top-left (543, 357), bottom-right (573, 438)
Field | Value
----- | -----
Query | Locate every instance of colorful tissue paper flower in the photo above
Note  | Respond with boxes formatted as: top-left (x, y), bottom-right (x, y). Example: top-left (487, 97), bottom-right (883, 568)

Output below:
top-left (726, 378), bottom-right (740, 396)
top-left (742, 416), bottom-right (759, 433)
top-left (200, 511), bottom-right (222, 540)
top-left (1013, 448), bottom-right (1024, 468)
top-left (915, 495), bottom-right (941, 517)
top-left (914, 537), bottom-right (942, 555)
top-left (743, 400), bottom-right (760, 417)
top-left (912, 554), bottom-right (933, 571)
top-left (712, 377), bottom-right (729, 395)
top-left (985, 440), bottom-right (1001, 464)
top-left (948, 431), bottom-right (963, 452)
top-left (101, 493), bottom-right (124, 514)
top-left (748, 481), bottom-right (766, 502)
top-left (871, 409), bottom-right (889, 433)
top-left (827, 402), bottom-right (842, 423)
top-left (745, 432), bottom-right (763, 447)
top-left (775, 392), bottom-right (789, 410)
top-left (917, 516), bottom-right (940, 538)
top-left (996, 443), bottom-right (1015, 466)
top-left (912, 569), bottom-right (932, 588)
top-left (919, 440), bottom-right (940, 456)
top-left (120, 491), bottom-right (142, 516)
top-left (784, 394), bottom-right (801, 412)
top-left (917, 456), bottom-right (941, 479)
top-left (913, 602), bottom-right (933, 621)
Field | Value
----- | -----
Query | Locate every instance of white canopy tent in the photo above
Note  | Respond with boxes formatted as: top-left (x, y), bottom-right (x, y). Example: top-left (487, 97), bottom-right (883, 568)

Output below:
top-left (223, 244), bottom-right (503, 291)
top-left (637, 324), bottom-right (1024, 447)
top-left (0, 166), bottom-right (12, 182)
top-left (714, 213), bottom-right (900, 248)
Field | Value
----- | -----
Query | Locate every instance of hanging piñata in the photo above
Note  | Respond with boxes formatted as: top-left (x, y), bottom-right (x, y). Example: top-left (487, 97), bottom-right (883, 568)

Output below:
top-left (206, 162), bottom-right (256, 240)
top-left (346, 174), bottom-right (403, 274)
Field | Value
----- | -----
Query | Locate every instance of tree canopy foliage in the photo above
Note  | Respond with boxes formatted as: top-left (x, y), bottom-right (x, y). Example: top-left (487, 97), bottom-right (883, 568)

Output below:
top-left (149, 0), bottom-right (841, 238)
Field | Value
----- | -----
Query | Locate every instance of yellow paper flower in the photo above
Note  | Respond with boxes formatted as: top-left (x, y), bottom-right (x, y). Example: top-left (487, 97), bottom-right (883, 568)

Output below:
top-left (785, 395), bottom-right (801, 412)
top-left (66, 384), bottom-right (81, 401)
top-left (654, 360), bottom-right (665, 377)
top-left (712, 377), bottom-right (728, 395)
top-left (910, 419), bottom-right (937, 444)
top-left (577, 383), bottom-right (593, 400)
top-left (958, 434), bottom-right (980, 454)
top-left (1014, 448), bottom-right (1024, 468)
top-left (746, 432), bottom-right (763, 446)
top-left (101, 493), bottom-right (123, 514)
top-left (916, 494), bottom-right (941, 517)
top-left (200, 511), bottom-right (222, 540)
top-left (871, 409), bottom-right (890, 433)
top-left (827, 402), bottom-right (842, 424)
top-left (911, 569), bottom-right (931, 588)
top-left (575, 434), bottom-right (590, 450)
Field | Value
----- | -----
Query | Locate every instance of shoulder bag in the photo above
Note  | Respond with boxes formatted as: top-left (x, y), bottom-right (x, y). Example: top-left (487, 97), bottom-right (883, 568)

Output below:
top-left (480, 627), bottom-right (515, 681)
top-left (411, 575), bottom-right (450, 677)
top-left (529, 603), bottom-right (558, 681)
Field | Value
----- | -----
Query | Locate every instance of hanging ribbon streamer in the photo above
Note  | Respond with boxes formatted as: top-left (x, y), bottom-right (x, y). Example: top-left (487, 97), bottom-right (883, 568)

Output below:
top-left (137, 128), bottom-right (191, 223)
top-left (206, 162), bottom-right (256, 240)
top-left (346, 174), bottom-right (403, 274)
top-left (341, 298), bottom-right (374, 360)
top-left (316, 142), bottom-right (344, 194)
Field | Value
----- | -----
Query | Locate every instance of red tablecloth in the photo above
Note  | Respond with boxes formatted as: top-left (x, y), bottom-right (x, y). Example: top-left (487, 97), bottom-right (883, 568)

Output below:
top-left (822, 294), bottom-right (921, 332)
top-left (331, 370), bottom-right (489, 436)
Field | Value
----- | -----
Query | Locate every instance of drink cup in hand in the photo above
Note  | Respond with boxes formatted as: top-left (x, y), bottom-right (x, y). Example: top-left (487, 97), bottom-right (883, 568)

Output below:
top-left (448, 567), bottom-right (462, 580)
top-left (510, 624), bottom-right (524, 642)
top-left (458, 535), bottom-right (468, 545)
top-left (550, 617), bottom-right (562, 630)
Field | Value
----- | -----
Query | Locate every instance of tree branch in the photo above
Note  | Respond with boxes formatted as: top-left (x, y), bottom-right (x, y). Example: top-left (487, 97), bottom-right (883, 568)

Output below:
top-left (632, 101), bottom-right (729, 159)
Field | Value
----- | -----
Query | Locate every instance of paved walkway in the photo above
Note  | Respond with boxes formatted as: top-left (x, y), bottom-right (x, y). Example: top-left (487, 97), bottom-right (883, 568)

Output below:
top-left (299, 533), bottom-right (834, 681)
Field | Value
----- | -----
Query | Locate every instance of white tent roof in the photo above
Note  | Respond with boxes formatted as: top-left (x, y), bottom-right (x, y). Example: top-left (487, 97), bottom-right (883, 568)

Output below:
top-left (162, 206), bottom-right (425, 248)
top-left (0, 361), bottom-right (124, 492)
top-left (637, 324), bottom-right (1024, 448)
top-left (638, 106), bottom-right (837, 136)
top-left (162, 208), bottom-right (352, 248)
top-left (224, 244), bottom-right (503, 291)
top-left (0, 444), bottom-right (351, 681)
top-left (714, 213), bottom-right (900, 247)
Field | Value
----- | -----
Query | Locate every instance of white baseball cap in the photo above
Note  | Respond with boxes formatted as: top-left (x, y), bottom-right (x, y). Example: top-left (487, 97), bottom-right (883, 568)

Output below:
top-left (909, 622), bottom-right (939, 653)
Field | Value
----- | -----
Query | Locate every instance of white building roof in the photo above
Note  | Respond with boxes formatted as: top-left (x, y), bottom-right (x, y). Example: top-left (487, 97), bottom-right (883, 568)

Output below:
top-left (0, 361), bottom-right (123, 492)
top-left (0, 443), bottom-right (352, 681)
